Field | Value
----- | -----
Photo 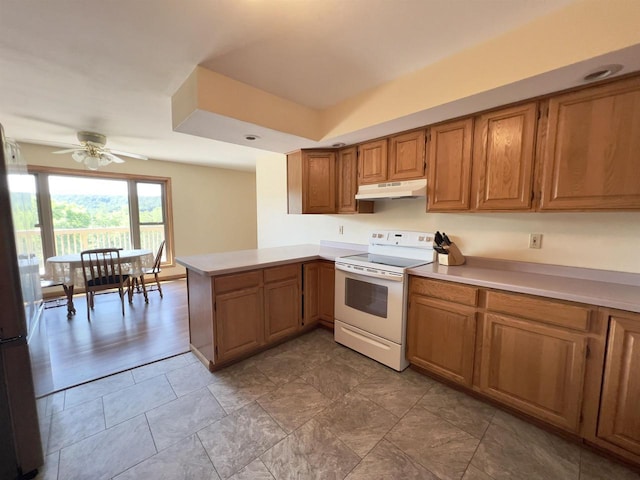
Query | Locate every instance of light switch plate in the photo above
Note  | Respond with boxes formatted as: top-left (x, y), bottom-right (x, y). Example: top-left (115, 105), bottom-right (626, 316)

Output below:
top-left (529, 233), bottom-right (542, 249)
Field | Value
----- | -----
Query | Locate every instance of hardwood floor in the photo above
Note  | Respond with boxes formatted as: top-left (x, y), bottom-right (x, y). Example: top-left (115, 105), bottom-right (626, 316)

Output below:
top-left (29, 279), bottom-right (189, 397)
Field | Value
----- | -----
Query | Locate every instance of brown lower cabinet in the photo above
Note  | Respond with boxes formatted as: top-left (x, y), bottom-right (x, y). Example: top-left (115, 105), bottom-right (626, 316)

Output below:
top-left (479, 312), bottom-right (588, 432)
top-left (407, 278), bottom-right (478, 386)
top-left (596, 310), bottom-right (640, 457)
top-left (264, 265), bottom-right (301, 343)
top-left (213, 270), bottom-right (264, 363)
top-left (407, 276), bottom-right (640, 468)
top-left (303, 260), bottom-right (335, 329)
top-left (318, 261), bottom-right (335, 328)
top-left (188, 261), bottom-right (335, 370)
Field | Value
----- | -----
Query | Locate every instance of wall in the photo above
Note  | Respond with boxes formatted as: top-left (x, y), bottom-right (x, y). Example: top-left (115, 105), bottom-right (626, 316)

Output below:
top-left (256, 155), bottom-right (640, 274)
top-left (21, 143), bottom-right (258, 278)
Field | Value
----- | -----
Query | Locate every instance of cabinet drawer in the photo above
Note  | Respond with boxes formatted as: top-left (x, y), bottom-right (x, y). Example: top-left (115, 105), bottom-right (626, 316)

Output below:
top-left (214, 270), bottom-right (262, 294)
top-left (410, 277), bottom-right (478, 306)
top-left (485, 291), bottom-right (591, 331)
top-left (264, 263), bottom-right (300, 283)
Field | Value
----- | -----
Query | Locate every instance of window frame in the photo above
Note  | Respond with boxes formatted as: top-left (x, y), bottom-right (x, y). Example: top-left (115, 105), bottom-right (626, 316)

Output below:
top-left (26, 165), bottom-right (175, 268)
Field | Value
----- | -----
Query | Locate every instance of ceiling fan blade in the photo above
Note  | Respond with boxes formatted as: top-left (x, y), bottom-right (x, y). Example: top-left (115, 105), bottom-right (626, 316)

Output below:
top-left (71, 151), bottom-right (87, 163)
top-left (101, 152), bottom-right (125, 164)
top-left (52, 148), bottom-right (81, 154)
top-left (109, 149), bottom-right (148, 160)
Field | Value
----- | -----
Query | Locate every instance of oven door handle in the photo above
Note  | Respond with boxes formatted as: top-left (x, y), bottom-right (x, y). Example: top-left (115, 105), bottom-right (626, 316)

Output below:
top-left (335, 262), bottom-right (404, 282)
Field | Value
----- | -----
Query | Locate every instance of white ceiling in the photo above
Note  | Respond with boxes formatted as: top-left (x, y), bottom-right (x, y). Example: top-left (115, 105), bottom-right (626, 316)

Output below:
top-left (0, 0), bottom-right (610, 171)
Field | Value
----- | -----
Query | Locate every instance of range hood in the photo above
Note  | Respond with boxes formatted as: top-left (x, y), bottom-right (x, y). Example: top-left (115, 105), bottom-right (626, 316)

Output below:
top-left (355, 178), bottom-right (426, 200)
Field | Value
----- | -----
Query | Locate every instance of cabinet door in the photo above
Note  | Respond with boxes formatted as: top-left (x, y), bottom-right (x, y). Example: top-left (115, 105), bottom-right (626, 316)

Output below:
top-left (303, 262), bottom-right (320, 327)
top-left (407, 296), bottom-right (476, 386)
top-left (598, 313), bottom-right (640, 456)
top-left (318, 261), bottom-right (335, 326)
top-left (215, 286), bottom-right (264, 363)
top-left (472, 103), bottom-right (537, 210)
top-left (264, 278), bottom-right (301, 343)
top-left (337, 147), bottom-right (358, 213)
top-left (427, 118), bottom-right (473, 211)
top-left (479, 313), bottom-right (587, 432)
top-left (337, 147), bottom-right (374, 214)
top-left (389, 130), bottom-right (426, 181)
top-left (303, 151), bottom-right (336, 214)
top-left (540, 77), bottom-right (640, 210)
top-left (358, 139), bottom-right (388, 185)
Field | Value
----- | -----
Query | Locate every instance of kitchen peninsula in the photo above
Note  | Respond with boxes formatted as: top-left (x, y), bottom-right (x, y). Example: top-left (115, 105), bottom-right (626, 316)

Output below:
top-left (176, 243), bottom-right (364, 370)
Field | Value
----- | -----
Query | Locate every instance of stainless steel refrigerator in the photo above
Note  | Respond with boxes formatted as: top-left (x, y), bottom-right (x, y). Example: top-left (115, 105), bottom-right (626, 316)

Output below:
top-left (0, 124), bottom-right (43, 479)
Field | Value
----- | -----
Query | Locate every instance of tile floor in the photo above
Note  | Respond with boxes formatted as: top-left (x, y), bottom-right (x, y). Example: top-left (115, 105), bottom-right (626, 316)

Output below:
top-left (35, 328), bottom-right (640, 480)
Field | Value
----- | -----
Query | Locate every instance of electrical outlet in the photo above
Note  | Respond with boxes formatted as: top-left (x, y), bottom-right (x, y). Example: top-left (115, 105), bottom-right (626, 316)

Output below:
top-left (529, 233), bottom-right (542, 249)
top-left (338, 225), bottom-right (344, 235)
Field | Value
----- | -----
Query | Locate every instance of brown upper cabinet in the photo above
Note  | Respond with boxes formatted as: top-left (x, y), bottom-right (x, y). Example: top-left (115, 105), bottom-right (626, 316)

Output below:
top-left (337, 147), bottom-right (374, 214)
top-left (388, 130), bottom-right (426, 181)
top-left (357, 139), bottom-right (388, 185)
top-left (472, 103), bottom-right (538, 211)
top-left (288, 74), bottom-right (640, 215)
top-left (358, 130), bottom-right (426, 185)
top-left (287, 150), bottom-right (336, 214)
top-left (288, 148), bottom-right (372, 214)
top-left (540, 76), bottom-right (640, 210)
top-left (427, 119), bottom-right (474, 211)
top-left (428, 104), bottom-right (537, 213)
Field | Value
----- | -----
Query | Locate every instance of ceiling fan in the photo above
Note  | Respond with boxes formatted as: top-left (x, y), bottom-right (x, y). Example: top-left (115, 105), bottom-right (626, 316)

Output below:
top-left (53, 131), bottom-right (148, 170)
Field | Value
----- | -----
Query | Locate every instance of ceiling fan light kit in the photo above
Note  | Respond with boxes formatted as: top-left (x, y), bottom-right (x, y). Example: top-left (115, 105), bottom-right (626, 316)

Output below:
top-left (53, 131), bottom-right (147, 170)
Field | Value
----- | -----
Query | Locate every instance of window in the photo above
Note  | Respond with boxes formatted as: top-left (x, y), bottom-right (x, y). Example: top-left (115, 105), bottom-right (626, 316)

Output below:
top-left (12, 167), bottom-right (173, 272)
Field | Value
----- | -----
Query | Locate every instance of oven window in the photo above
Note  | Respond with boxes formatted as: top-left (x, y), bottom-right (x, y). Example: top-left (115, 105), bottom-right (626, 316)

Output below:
top-left (345, 278), bottom-right (388, 318)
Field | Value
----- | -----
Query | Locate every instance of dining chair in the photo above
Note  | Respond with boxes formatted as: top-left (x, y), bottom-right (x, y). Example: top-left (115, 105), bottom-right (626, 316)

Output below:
top-left (138, 240), bottom-right (165, 303)
top-left (80, 248), bottom-right (132, 320)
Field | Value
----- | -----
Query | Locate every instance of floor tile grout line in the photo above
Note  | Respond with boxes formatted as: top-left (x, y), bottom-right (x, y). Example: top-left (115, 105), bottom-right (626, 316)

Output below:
top-left (195, 432), bottom-right (223, 480)
top-left (53, 448), bottom-right (60, 480)
top-left (461, 408), bottom-right (497, 480)
top-left (417, 399), bottom-right (494, 442)
top-left (143, 411), bottom-right (160, 455)
top-left (197, 400), bottom-right (286, 479)
top-left (54, 412), bottom-right (149, 465)
top-left (62, 372), bottom-right (136, 411)
top-left (107, 418), bottom-right (158, 480)
top-left (103, 377), bottom-right (179, 429)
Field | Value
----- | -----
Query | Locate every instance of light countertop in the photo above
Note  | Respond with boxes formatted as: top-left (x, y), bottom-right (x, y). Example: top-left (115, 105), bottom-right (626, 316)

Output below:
top-left (176, 243), bottom-right (365, 277)
top-left (409, 257), bottom-right (640, 313)
top-left (178, 244), bottom-right (640, 313)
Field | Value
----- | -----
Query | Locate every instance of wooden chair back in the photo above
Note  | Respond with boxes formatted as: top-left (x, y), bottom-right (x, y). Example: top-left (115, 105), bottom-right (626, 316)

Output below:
top-left (80, 248), bottom-right (127, 291)
top-left (150, 240), bottom-right (165, 274)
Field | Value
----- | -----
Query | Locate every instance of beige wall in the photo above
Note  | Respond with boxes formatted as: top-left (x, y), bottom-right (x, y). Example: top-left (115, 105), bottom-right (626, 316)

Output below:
top-left (256, 155), bottom-right (640, 274)
top-left (21, 143), bottom-right (258, 277)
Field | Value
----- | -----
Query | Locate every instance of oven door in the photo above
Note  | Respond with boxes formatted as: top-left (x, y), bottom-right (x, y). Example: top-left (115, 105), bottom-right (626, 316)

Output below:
top-left (334, 265), bottom-right (406, 344)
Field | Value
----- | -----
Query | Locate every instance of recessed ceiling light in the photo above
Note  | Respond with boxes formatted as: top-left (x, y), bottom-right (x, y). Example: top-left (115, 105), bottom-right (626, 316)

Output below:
top-left (583, 64), bottom-right (623, 82)
top-left (332, 142), bottom-right (346, 148)
top-left (244, 134), bottom-right (260, 141)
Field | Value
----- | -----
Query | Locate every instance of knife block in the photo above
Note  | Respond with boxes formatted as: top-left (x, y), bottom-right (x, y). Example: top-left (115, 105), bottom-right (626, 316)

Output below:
top-left (438, 242), bottom-right (466, 266)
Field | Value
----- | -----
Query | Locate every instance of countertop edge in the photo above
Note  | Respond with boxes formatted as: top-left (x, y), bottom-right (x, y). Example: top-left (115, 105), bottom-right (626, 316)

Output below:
top-left (177, 254), bottom-right (323, 277)
top-left (176, 244), bottom-right (363, 277)
top-left (408, 267), bottom-right (640, 314)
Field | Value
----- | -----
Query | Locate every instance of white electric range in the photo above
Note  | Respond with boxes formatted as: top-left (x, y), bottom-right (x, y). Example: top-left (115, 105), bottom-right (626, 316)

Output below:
top-left (334, 230), bottom-right (435, 371)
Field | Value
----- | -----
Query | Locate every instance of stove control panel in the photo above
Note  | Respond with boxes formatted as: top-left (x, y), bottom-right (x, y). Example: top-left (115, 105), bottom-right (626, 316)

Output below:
top-left (369, 230), bottom-right (435, 248)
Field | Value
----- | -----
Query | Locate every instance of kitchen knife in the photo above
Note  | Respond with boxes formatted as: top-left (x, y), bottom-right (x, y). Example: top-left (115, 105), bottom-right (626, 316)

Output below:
top-left (441, 233), bottom-right (452, 246)
top-left (434, 246), bottom-right (448, 254)
top-left (434, 231), bottom-right (444, 246)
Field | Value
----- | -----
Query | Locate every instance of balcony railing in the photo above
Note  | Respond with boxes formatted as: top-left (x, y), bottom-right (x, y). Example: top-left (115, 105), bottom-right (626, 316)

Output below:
top-left (15, 226), bottom-right (165, 273)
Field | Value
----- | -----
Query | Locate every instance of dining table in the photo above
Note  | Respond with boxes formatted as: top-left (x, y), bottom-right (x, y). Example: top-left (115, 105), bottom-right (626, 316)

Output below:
top-left (45, 249), bottom-right (154, 318)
